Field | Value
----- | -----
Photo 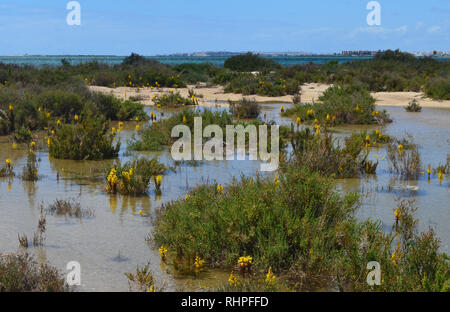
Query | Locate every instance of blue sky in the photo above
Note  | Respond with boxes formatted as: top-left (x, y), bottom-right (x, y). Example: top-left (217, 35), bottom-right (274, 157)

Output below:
top-left (0, 0), bottom-right (448, 55)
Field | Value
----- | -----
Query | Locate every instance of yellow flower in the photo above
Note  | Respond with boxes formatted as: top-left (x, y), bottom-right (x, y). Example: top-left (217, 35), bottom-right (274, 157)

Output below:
top-left (238, 256), bottom-right (252, 267)
top-left (375, 129), bottom-right (380, 135)
top-left (135, 117), bottom-right (139, 122)
top-left (159, 245), bottom-right (167, 261)
top-left (136, 124), bottom-right (140, 131)
top-left (280, 106), bottom-right (285, 113)
top-left (47, 138), bottom-right (51, 146)
top-left (398, 144), bottom-right (404, 153)
top-left (5, 158), bottom-right (12, 166)
top-left (138, 210), bottom-right (143, 216)
top-left (57, 120), bottom-right (61, 126)
top-left (438, 170), bottom-right (444, 182)
top-left (228, 272), bottom-right (239, 287)
top-left (274, 176), bottom-right (280, 186)
top-left (183, 115), bottom-right (187, 123)
top-left (427, 165), bottom-right (431, 175)
top-left (355, 105), bottom-right (360, 112)
top-left (194, 256), bottom-right (204, 270)
top-left (265, 267), bottom-right (276, 286)
top-left (217, 184), bottom-right (224, 194)
top-left (112, 127), bottom-right (116, 133)
top-left (30, 141), bottom-right (36, 148)
top-left (146, 285), bottom-right (156, 292)
top-left (155, 175), bottom-right (163, 186)
top-left (74, 114), bottom-right (79, 121)
top-left (296, 116), bottom-right (301, 126)
top-left (12, 143), bottom-right (17, 149)
top-left (394, 208), bottom-right (400, 218)
top-left (326, 114), bottom-right (330, 121)
top-left (185, 192), bottom-right (190, 200)
top-left (9, 104), bottom-right (13, 111)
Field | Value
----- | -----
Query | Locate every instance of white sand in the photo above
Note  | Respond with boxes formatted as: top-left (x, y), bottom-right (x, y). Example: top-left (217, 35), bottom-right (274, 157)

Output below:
top-left (89, 83), bottom-right (450, 109)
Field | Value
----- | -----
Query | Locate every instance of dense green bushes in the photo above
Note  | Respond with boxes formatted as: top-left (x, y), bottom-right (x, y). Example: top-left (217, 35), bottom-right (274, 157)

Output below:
top-left (224, 52), bottom-right (281, 72)
top-left (152, 164), bottom-right (449, 291)
top-left (283, 85), bottom-right (391, 125)
top-left (49, 114), bottom-right (120, 160)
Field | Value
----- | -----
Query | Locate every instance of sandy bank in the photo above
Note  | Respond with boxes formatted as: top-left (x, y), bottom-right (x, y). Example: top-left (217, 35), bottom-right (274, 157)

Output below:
top-left (89, 83), bottom-right (450, 109)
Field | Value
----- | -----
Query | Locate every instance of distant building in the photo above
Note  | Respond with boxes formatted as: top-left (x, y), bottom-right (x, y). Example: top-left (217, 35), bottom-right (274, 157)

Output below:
top-left (340, 50), bottom-right (380, 56)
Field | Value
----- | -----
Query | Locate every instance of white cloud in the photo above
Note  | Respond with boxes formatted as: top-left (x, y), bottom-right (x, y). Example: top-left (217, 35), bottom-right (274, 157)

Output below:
top-left (427, 26), bottom-right (441, 33)
top-left (348, 25), bottom-right (408, 38)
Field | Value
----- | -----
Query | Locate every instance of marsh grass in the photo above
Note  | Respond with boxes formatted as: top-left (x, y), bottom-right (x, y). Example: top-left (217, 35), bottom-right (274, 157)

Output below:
top-left (125, 262), bottom-right (162, 292)
top-left (46, 198), bottom-right (94, 220)
top-left (105, 158), bottom-right (169, 196)
top-left (228, 98), bottom-right (261, 119)
top-left (387, 140), bottom-right (421, 179)
top-left (288, 128), bottom-right (376, 178)
top-left (21, 148), bottom-right (39, 181)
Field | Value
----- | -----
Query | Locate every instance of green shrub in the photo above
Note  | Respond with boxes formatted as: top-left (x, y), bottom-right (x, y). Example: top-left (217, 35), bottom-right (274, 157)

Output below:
top-left (105, 158), bottom-right (169, 195)
top-left (284, 85), bottom-right (391, 125)
top-left (224, 53), bottom-right (281, 72)
top-left (425, 77), bottom-right (450, 100)
top-left (49, 114), bottom-right (120, 160)
top-left (0, 253), bottom-right (70, 292)
top-left (152, 91), bottom-right (198, 108)
top-left (405, 100), bottom-right (422, 112)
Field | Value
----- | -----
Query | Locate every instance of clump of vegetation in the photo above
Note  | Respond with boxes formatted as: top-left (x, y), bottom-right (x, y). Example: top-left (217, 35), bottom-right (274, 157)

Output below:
top-left (128, 109), bottom-right (233, 151)
top-left (0, 158), bottom-right (14, 177)
top-left (105, 158), bottom-right (169, 196)
top-left (46, 198), bottom-right (94, 220)
top-left (125, 262), bottom-right (162, 292)
top-left (405, 100), bottom-right (422, 112)
top-left (21, 144), bottom-right (39, 181)
top-left (229, 98), bottom-right (261, 119)
top-left (152, 91), bottom-right (198, 107)
top-left (288, 128), bottom-right (377, 177)
top-left (153, 166), bottom-right (449, 291)
top-left (425, 77), bottom-right (450, 100)
top-left (223, 73), bottom-right (300, 96)
top-left (49, 114), bottom-right (120, 160)
top-left (18, 204), bottom-right (47, 248)
top-left (0, 253), bottom-right (70, 292)
top-left (224, 53), bottom-right (281, 72)
top-left (283, 85), bottom-right (391, 125)
top-left (387, 140), bottom-right (421, 179)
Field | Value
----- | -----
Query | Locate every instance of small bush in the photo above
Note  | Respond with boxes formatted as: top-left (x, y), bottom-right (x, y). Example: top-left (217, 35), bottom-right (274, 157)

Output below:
top-left (229, 98), bottom-right (261, 119)
top-left (405, 100), bottom-right (422, 112)
top-left (105, 158), bottom-right (169, 196)
top-left (0, 253), bottom-right (70, 292)
top-left (387, 139), bottom-right (421, 179)
top-left (49, 114), bottom-right (120, 160)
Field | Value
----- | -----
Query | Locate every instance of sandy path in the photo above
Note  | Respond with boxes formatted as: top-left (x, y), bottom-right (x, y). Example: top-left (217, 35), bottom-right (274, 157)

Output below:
top-left (89, 83), bottom-right (450, 109)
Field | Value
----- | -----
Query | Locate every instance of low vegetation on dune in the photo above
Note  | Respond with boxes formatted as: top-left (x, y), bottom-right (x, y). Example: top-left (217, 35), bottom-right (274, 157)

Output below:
top-left (283, 85), bottom-right (391, 125)
top-left (223, 52), bottom-right (282, 72)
